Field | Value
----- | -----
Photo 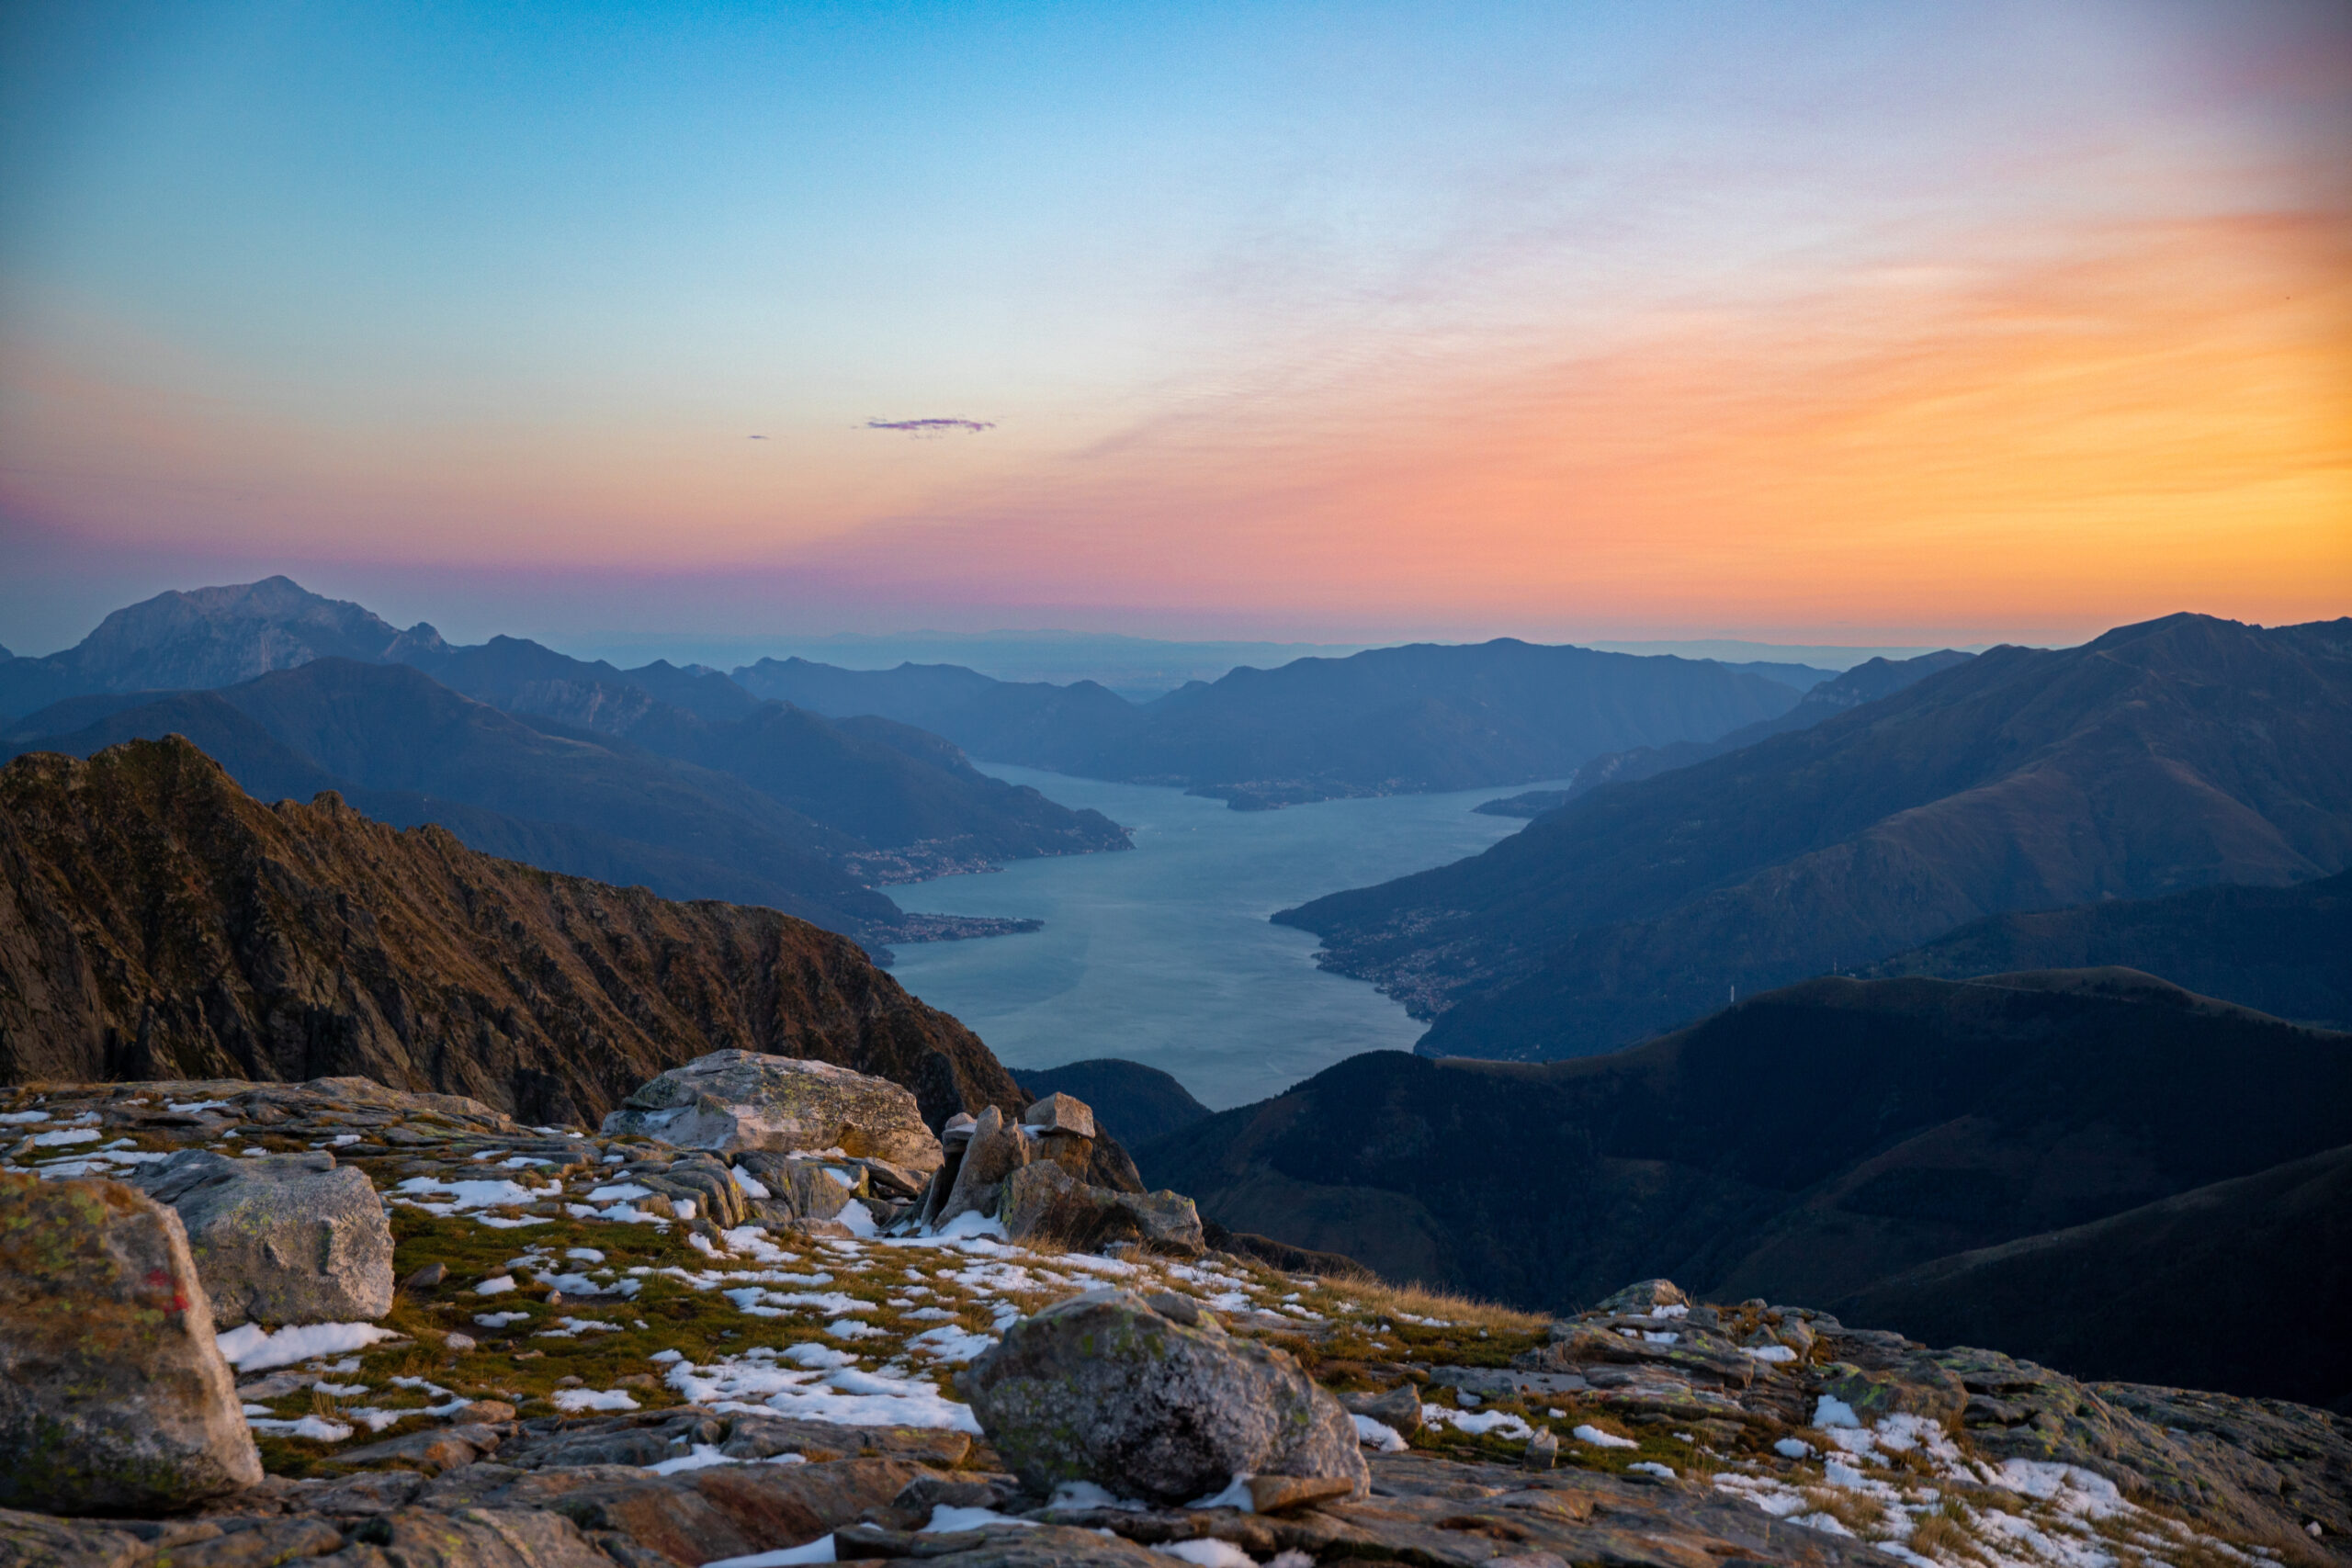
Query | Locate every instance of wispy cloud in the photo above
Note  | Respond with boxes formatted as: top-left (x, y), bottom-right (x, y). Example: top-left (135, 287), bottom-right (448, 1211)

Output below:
top-left (865, 418), bottom-right (996, 436)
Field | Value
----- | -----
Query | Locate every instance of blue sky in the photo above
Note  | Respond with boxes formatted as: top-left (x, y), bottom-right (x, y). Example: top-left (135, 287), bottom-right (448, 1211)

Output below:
top-left (2, 1), bottom-right (2345, 655)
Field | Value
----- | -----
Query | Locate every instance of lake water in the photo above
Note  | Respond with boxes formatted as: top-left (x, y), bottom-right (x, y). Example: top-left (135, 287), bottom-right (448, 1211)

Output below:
top-left (886, 766), bottom-right (1551, 1110)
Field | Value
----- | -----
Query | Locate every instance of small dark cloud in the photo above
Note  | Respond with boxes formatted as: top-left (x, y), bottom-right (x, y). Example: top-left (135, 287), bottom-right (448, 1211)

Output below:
top-left (865, 417), bottom-right (995, 436)
top-left (748, 434), bottom-right (767, 440)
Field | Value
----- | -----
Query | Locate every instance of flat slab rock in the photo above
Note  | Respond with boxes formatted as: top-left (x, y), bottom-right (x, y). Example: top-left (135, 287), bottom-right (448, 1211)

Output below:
top-left (1027, 1450), bottom-right (1895, 1568)
top-left (0, 1450), bottom-right (1887, 1568)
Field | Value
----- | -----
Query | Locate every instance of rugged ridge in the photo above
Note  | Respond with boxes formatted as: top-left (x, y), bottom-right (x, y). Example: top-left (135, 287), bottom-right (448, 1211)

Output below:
top-left (0, 735), bottom-right (1039, 1132)
top-left (1281, 613), bottom-right (2352, 1059)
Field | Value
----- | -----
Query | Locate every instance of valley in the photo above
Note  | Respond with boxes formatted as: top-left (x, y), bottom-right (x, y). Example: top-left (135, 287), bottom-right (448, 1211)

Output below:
top-left (883, 767), bottom-right (1549, 1109)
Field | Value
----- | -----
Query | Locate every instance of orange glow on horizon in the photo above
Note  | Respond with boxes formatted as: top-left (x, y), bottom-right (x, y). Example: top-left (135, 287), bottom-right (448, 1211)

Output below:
top-left (5, 213), bottom-right (2346, 639)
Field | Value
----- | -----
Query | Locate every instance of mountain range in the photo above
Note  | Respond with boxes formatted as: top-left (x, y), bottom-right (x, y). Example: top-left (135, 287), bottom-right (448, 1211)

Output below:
top-left (0, 581), bottom-right (1131, 947)
top-left (740, 639), bottom-right (1816, 807)
top-left (1278, 613), bottom-right (2352, 1060)
top-left (1136, 966), bottom-right (2352, 1406)
top-left (6, 581), bottom-right (1849, 818)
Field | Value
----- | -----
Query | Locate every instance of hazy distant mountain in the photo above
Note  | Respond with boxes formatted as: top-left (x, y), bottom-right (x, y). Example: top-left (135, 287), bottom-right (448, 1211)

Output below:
top-left (1136, 967), bottom-right (2352, 1402)
top-left (747, 639), bottom-right (1808, 807)
top-left (1476, 649), bottom-right (1972, 817)
top-left (403, 634), bottom-right (763, 728)
top-left (0, 658), bottom-right (1128, 943)
top-left (1865, 869), bottom-right (2351, 1029)
top-left (735, 658), bottom-right (1145, 774)
top-left (0, 576), bottom-right (444, 721)
top-left (1279, 614), bottom-right (2352, 1059)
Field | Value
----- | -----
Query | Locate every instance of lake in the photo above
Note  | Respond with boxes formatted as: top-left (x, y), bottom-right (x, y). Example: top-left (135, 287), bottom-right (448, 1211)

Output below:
top-left (886, 766), bottom-right (1551, 1110)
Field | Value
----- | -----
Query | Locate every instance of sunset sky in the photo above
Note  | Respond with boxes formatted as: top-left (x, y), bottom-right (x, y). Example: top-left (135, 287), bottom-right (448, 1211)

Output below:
top-left (2, 1), bottom-right (2346, 654)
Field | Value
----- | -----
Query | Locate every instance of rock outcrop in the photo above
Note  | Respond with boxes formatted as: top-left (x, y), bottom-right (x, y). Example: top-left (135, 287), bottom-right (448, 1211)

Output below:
top-left (927, 1105), bottom-right (1030, 1228)
top-left (1444, 1281), bottom-right (2352, 1551)
top-left (911, 1092), bottom-right (1187, 1250)
top-left (0, 1172), bottom-right (263, 1513)
top-left (998, 1161), bottom-right (1204, 1257)
top-left (127, 1150), bottom-right (393, 1328)
top-left (599, 1049), bottom-right (944, 1173)
top-left (960, 1287), bottom-right (1367, 1506)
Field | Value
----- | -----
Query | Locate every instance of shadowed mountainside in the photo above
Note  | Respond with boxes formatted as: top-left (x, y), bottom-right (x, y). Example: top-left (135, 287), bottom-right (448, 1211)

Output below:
top-left (1476, 650), bottom-right (1973, 818)
top-left (1830, 1143), bottom-right (2352, 1408)
top-left (1135, 968), bottom-right (2352, 1404)
top-left (2, 659), bottom-right (1130, 942)
top-left (1007, 1057), bottom-right (1213, 1147)
top-left (1279, 614), bottom-right (2352, 1061)
top-left (1863, 868), bottom-right (2352, 1028)
top-left (0, 735), bottom-right (1142, 1193)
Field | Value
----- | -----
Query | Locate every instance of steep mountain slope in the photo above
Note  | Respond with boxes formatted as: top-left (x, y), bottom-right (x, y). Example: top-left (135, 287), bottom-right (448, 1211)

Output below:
top-left (0, 736), bottom-right (1039, 1132)
top-left (1281, 614), bottom-right (2352, 1059)
top-left (0, 576), bottom-right (444, 721)
top-left (1830, 1144), bottom-right (2352, 1408)
top-left (1134, 969), bottom-right (2352, 1400)
top-left (0, 690), bottom-right (915, 936)
top-left (1476, 650), bottom-right (1973, 818)
top-left (0, 665), bottom-right (901, 937)
top-left (1866, 869), bottom-right (2352, 1028)
top-left (746, 640), bottom-right (1804, 807)
top-left (636, 703), bottom-right (1126, 884)
top-left (337, 634), bottom-right (1130, 875)
top-left (1008, 1058), bottom-right (1213, 1146)
top-left (399, 637), bottom-right (1129, 876)
top-left (3, 660), bottom-right (1131, 939)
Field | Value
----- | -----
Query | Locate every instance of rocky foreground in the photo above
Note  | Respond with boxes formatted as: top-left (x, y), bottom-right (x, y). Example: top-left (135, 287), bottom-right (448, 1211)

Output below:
top-left (3, 1066), bottom-right (2346, 1568)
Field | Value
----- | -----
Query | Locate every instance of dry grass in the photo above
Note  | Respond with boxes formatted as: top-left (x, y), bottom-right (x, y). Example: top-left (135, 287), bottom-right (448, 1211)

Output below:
top-left (1909, 1512), bottom-right (1984, 1562)
top-left (1339, 1276), bottom-right (1547, 1334)
top-left (1804, 1487), bottom-right (1890, 1535)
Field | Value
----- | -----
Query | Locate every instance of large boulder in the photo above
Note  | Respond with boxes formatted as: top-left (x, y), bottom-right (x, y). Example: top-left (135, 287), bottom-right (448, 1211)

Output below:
top-left (602, 1050), bottom-right (944, 1174)
top-left (999, 1162), bottom-right (1204, 1258)
top-left (960, 1288), bottom-right (1367, 1506)
top-left (0, 1172), bottom-right (263, 1513)
top-left (129, 1150), bottom-right (393, 1328)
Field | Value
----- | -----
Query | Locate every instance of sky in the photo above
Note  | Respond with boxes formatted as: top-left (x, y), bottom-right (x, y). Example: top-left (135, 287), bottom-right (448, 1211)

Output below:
top-left (1, 0), bottom-right (2346, 657)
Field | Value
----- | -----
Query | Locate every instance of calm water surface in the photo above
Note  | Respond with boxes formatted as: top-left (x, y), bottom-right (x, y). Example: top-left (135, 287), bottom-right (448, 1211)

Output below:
top-left (887, 766), bottom-right (1553, 1110)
